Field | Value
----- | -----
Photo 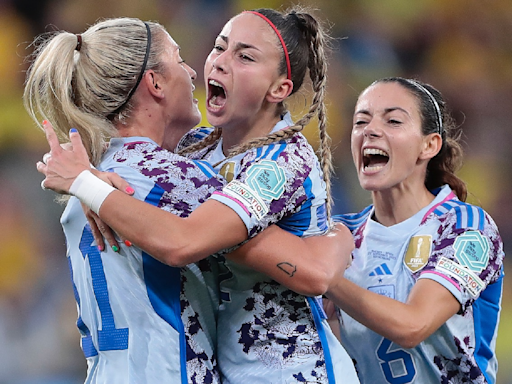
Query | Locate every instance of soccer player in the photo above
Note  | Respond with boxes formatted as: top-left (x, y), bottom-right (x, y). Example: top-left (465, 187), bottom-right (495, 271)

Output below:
top-left (328, 77), bottom-right (504, 383)
top-left (36, 8), bottom-right (360, 384)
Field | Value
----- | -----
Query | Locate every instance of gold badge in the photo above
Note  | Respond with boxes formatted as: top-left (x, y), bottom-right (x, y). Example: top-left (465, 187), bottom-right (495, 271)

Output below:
top-left (404, 235), bottom-right (432, 273)
top-left (219, 161), bottom-right (236, 182)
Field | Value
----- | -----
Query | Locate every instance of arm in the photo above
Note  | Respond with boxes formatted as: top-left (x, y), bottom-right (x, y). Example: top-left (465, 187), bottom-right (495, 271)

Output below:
top-left (227, 223), bottom-right (354, 296)
top-left (37, 121), bottom-right (248, 266)
top-left (327, 275), bottom-right (460, 349)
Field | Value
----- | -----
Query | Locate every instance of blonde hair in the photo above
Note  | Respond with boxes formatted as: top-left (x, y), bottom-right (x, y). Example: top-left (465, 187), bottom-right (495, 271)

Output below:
top-left (181, 7), bottom-right (334, 218)
top-left (24, 18), bottom-right (168, 166)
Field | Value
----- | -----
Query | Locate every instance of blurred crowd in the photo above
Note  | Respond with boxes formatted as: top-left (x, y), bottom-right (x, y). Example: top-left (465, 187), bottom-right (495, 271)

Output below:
top-left (0, 0), bottom-right (510, 382)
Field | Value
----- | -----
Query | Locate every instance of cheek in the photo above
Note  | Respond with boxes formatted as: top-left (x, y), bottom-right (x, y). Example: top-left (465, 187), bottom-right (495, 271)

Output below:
top-left (350, 131), bottom-right (361, 162)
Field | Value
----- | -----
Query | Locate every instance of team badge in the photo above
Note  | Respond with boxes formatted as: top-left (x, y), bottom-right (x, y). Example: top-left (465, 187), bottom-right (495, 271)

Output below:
top-left (435, 257), bottom-right (485, 297)
top-left (246, 160), bottom-right (286, 201)
top-left (368, 284), bottom-right (395, 299)
top-left (453, 231), bottom-right (490, 273)
top-left (403, 235), bottom-right (432, 273)
top-left (219, 161), bottom-right (236, 182)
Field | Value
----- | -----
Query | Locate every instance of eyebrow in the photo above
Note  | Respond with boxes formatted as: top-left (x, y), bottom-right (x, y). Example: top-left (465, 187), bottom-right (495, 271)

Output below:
top-left (355, 107), bottom-right (410, 116)
top-left (217, 35), bottom-right (261, 52)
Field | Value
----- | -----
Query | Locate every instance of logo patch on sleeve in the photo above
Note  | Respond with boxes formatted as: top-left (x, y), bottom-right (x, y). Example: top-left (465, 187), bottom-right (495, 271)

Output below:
top-left (404, 235), bottom-right (432, 273)
top-left (435, 257), bottom-right (485, 297)
top-left (453, 231), bottom-right (490, 273)
top-left (223, 180), bottom-right (268, 220)
top-left (246, 160), bottom-right (286, 201)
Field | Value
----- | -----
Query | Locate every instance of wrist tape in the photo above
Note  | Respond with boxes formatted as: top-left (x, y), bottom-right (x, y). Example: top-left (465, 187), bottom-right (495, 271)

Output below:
top-left (69, 170), bottom-right (116, 214)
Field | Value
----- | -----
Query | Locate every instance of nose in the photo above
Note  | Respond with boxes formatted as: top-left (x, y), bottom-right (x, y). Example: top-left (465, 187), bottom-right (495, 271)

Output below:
top-left (211, 52), bottom-right (226, 73)
top-left (187, 64), bottom-right (197, 81)
top-left (363, 122), bottom-right (381, 138)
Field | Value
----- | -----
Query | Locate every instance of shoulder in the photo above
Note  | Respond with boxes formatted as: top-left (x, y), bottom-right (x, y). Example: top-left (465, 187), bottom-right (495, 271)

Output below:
top-left (333, 205), bottom-right (373, 232)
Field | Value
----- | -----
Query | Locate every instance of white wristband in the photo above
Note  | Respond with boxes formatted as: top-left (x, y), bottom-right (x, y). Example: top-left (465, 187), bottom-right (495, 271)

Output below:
top-left (69, 170), bottom-right (116, 214)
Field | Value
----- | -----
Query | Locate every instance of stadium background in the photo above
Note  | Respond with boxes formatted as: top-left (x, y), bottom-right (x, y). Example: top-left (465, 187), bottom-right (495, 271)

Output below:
top-left (0, 0), bottom-right (510, 382)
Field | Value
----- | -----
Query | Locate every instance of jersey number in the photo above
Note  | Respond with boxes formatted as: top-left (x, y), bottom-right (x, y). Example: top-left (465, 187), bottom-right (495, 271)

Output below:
top-left (377, 338), bottom-right (416, 384)
top-left (72, 225), bottom-right (129, 357)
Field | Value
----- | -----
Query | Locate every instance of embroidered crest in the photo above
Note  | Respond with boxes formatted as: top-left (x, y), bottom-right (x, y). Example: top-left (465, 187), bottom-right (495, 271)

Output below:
top-left (404, 235), bottom-right (432, 273)
top-left (223, 180), bottom-right (268, 220)
top-left (368, 284), bottom-right (395, 299)
top-left (435, 257), bottom-right (485, 297)
top-left (453, 231), bottom-right (490, 273)
top-left (245, 160), bottom-right (286, 201)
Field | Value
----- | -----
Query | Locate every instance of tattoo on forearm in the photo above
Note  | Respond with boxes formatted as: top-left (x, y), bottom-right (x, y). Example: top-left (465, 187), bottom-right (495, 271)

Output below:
top-left (277, 262), bottom-right (297, 277)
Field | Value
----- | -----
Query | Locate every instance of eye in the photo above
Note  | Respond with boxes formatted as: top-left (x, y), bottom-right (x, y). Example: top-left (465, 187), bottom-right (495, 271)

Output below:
top-left (213, 44), bottom-right (225, 52)
top-left (239, 52), bottom-right (254, 62)
top-left (388, 119), bottom-right (402, 125)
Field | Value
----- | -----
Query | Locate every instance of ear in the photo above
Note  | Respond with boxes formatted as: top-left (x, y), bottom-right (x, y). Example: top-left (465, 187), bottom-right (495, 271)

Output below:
top-left (419, 133), bottom-right (443, 160)
top-left (143, 70), bottom-right (165, 100)
top-left (266, 78), bottom-right (294, 104)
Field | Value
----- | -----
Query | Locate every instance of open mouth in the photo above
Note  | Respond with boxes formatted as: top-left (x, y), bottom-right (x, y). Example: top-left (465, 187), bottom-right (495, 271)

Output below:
top-left (363, 148), bottom-right (389, 171)
top-left (207, 79), bottom-right (226, 109)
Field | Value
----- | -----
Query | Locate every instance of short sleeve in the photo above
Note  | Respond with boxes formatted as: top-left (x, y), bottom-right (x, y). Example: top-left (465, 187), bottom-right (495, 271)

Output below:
top-left (209, 135), bottom-right (327, 238)
top-left (418, 206), bottom-right (504, 312)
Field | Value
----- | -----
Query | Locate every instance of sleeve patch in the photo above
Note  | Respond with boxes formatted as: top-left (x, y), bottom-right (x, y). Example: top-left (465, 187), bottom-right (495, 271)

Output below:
top-left (222, 180), bottom-right (268, 220)
top-left (453, 230), bottom-right (490, 273)
top-left (435, 257), bottom-right (485, 298)
top-left (245, 160), bottom-right (286, 200)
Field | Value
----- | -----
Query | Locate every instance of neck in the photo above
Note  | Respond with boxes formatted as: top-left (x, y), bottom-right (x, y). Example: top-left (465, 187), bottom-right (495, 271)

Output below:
top-left (371, 183), bottom-right (435, 227)
top-left (220, 108), bottom-right (282, 154)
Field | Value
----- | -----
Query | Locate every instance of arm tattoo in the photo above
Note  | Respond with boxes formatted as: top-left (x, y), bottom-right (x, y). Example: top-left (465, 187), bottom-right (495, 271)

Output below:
top-left (277, 262), bottom-right (297, 277)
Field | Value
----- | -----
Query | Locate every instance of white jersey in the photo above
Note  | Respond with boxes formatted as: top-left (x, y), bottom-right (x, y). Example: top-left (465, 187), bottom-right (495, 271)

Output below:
top-left (181, 114), bottom-right (359, 384)
top-left (334, 185), bottom-right (504, 384)
top-left (61, 137), bottom-right (225, 384)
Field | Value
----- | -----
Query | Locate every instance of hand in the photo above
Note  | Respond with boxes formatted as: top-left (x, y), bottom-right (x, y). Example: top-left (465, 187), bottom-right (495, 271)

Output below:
top-left (37, 121), bottom-right (91, 194)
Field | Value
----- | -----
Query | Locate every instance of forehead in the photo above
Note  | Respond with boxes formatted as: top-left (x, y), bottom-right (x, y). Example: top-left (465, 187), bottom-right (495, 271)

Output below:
top-left (218, 13), bottom-right (280, 50)
top-left (356, 82), bottom-right (419, 113)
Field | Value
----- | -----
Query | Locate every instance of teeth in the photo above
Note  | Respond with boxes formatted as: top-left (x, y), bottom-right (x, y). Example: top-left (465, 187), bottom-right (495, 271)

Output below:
top-left (364, 148), bottom-right (388, 157)
top-left (364, 164), bottom-right (385, 171)
top-left (209, 79), bottom-right (223, 88)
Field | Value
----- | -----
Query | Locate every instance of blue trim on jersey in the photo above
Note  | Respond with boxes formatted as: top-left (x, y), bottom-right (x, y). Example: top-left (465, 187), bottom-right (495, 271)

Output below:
top-left (473, 270), bottom-right (503, 384)
top-left (433, 200), bottom-right (486, 231)
top-left (143, 184), bottom-right (188, 384)
top-left (307, 297), bottom-right (336, 384)
top-left (192, 159), bottom-right (217, 178)
top-left (68, 256), bottom-right (98, 358)
top-left (333, 205), bottom-right (373, 232)
top-left (271, 143), bottom-right (287, 161)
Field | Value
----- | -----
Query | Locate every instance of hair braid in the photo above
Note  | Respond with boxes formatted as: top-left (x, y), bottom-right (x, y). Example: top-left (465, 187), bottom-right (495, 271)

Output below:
top-left (178, 127), bottom-right (223, 155)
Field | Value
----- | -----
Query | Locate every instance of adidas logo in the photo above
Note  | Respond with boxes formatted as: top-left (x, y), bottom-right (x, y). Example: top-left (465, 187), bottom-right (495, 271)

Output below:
top-left (369, 263), bottom-right (392, 276)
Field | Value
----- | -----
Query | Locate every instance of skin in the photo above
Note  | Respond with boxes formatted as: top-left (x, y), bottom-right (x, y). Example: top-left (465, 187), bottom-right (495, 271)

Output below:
top-left (326, 81), bottom-right (460, 349)
top-left (37, 14), bottom-right (354, 296)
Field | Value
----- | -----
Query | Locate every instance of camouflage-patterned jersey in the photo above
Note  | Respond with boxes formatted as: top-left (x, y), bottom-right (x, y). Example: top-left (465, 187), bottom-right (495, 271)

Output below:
top-left (334, 185), bottom-right (504, 384)
top-left (62, 137), bottom-right (224, 384)
top-left (180, 114), bottom-right (359, 384)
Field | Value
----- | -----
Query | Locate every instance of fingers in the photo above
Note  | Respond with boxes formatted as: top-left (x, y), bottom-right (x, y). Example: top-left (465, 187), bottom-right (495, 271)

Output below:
top-left (68, 127), bottom-right (90, 162)
top-left (42, 120), bottom-right (62, 154)
top-left (108, 173), bottom-right (135, 195)
top-left (84, 206), bottom-right (120, 252)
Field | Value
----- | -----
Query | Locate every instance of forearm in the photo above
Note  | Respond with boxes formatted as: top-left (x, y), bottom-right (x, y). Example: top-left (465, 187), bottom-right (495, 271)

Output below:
top-left (326, 277), bottom-right (459, 348)
top-left (228, 225), bottom-right (350, 296)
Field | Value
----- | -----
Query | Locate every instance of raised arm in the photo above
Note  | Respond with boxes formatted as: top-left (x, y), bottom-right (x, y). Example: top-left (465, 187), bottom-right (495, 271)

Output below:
top-left (227, 222), bottom-right (354, 296)
top-left (37, 121), bottom-right (248, 266)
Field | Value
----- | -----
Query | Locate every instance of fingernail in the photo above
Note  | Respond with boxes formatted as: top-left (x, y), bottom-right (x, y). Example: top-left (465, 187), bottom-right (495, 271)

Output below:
top-left (112, 245), bottom-right (120, 253)
top-left (125, 186), bottom-right (135, 194)
top-left (124, 240), bottom-right (132, 247)
top-left (70, 128), bottom-right (77, 133)
top-left (98, 245), bottom-right (104, 251)
top-left (42, 120), bottom-right (48, 125)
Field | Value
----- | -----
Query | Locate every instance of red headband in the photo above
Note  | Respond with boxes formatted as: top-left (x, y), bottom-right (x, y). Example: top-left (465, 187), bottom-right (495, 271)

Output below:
top-left (244, 11), bottom-right (292, 80)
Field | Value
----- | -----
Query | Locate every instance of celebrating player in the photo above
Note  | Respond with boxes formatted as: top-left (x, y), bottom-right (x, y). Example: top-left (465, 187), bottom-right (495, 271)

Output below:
top-left (328, 77), bottom-right (504, 384)
top-left (35, 8), bottom-right (359, 384)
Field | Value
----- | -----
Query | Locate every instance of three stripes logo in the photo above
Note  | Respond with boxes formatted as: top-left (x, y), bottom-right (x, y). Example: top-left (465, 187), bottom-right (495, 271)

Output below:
top-left (369, 263), bottom-right (392, 277)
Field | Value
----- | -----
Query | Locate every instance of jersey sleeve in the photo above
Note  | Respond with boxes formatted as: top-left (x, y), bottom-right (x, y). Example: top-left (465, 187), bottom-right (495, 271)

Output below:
top-left (101, 142), bottom-right (225, 216)
top-left (418, 204), bottom-right (504, 312)
top-left (209, 136), bottom-right (327, 238)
